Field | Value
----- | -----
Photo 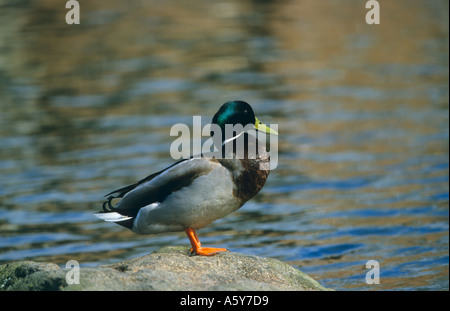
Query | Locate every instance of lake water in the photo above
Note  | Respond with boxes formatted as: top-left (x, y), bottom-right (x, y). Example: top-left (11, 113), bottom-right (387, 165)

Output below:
top-left (0, 0), bottom-right (448, 290)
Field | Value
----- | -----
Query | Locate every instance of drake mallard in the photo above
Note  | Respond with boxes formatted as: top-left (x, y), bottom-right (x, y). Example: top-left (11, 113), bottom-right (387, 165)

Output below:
top-left (95, 100), bottom-right (278, 256)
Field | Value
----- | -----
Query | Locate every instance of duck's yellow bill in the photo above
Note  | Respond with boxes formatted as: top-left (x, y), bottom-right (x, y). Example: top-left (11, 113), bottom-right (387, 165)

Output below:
top-left (254, 117), bottom-right (278, 135)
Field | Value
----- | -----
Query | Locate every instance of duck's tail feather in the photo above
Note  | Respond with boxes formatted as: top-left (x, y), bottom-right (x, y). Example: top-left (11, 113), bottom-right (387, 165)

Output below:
top-left (94, 210), bottom-right (135, 230)
top-left (102, 195), bottom-right (116, 212)
top-left (96, 196), bottom-right (135, 229)
top-left (94, 211), bottom-right (133, 222)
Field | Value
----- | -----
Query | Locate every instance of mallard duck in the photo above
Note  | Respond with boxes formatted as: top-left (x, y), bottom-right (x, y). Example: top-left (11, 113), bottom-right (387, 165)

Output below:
top-left (95, 100), bottom-right (278, 256)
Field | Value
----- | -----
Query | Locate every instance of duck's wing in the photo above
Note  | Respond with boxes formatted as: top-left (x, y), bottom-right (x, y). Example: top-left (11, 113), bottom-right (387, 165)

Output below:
top-left (103, 159), bottom-right (188, 199)
top-left (100, 158), bottom-right (219, 219)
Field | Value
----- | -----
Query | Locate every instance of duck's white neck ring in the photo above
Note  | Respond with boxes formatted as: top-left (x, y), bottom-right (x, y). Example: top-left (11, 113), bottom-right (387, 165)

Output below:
top-left (221, 130), bottom-right (246, 146)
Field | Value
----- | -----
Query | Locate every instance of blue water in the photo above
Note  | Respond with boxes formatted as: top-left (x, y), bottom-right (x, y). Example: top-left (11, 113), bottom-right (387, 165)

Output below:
top-left (0, 0), bottom-right (448, 290)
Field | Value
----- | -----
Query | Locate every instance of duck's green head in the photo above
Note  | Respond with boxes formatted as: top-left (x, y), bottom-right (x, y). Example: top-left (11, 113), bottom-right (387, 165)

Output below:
top-left (211, 101), bottom-right (278, 141)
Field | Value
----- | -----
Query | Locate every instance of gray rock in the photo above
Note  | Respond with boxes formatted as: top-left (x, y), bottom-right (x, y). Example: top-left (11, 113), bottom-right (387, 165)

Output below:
top-left (0, 246), bottom-right (330, 291)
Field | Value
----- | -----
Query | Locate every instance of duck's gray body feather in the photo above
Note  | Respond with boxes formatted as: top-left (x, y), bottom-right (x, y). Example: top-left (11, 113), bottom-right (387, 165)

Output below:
top-left (96, 158), bottom-right (242, 234)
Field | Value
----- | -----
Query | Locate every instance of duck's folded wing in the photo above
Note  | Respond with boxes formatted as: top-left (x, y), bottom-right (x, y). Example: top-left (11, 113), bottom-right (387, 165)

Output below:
top-left (104, 159), bottom-right (188, 198)
top-left (101, 158), bottom-right (219, 218)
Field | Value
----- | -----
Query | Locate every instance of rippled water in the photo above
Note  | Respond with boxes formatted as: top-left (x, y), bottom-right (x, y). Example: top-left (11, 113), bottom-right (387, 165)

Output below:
top-left (0, 0), bottom-right (448, 290)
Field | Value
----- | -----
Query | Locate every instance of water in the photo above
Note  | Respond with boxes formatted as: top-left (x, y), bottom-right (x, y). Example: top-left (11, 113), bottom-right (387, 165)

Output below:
top-left (0, 0), bottom-right (448, 290)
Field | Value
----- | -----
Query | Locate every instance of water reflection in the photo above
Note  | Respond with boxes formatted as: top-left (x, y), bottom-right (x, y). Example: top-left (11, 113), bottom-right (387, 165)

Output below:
top-left (0, 0), bottom-right (448, 290)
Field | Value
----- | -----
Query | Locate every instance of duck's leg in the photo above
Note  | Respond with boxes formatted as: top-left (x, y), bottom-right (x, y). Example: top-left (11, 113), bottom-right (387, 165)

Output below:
top-left (185, 227), bottom-right (228, 256)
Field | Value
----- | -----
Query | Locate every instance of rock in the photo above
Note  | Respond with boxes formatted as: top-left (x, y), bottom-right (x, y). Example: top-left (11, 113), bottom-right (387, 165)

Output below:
top-left (0, 246), bottom-right (330, 291)
top-left (0, 261), bottom-right (63, 291)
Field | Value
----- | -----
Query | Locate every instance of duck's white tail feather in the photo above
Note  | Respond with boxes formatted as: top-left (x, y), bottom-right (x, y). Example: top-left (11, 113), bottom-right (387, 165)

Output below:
top-left (95, 212), bottom-right (133, 222)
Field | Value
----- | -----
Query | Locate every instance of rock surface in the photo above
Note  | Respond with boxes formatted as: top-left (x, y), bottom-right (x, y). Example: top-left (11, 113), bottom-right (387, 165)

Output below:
top-left (0, 246), bottom-right (329, 291)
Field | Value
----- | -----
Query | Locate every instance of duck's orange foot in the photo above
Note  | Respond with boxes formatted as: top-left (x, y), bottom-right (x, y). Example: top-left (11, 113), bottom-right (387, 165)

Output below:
top-left (190, 247), bottom-right (228, 256)
top-left (185, 227), bottom-right (229, 256)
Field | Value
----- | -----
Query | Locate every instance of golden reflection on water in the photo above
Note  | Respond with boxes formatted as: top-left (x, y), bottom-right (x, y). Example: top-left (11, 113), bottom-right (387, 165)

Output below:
top-left (0, 0), bottom-right (448, 290)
